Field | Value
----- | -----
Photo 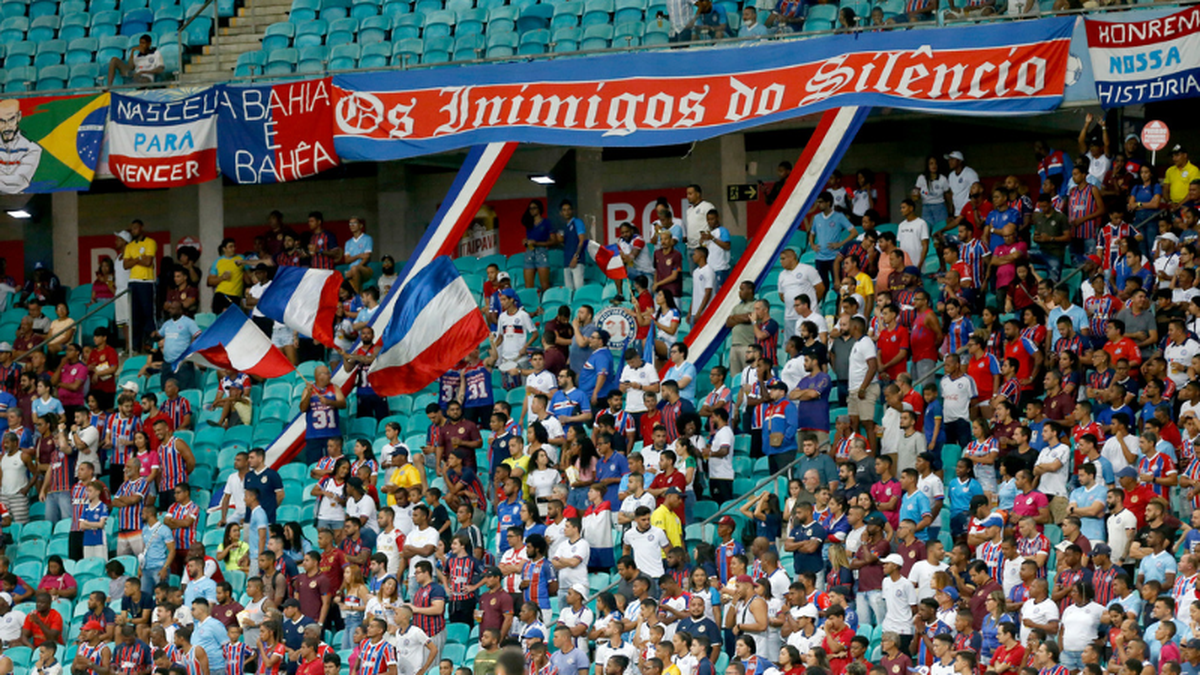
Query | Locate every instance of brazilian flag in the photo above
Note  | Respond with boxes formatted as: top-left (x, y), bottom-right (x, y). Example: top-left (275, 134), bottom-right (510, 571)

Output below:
top-left (1, 93), bottom-right (108, 194)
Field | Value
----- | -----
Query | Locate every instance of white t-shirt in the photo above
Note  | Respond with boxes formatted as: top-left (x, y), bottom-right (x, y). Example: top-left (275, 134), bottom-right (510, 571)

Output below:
top-left (916, 174), bottom-right (949, 206)
top-left (917, 472), bottom-right (944, 512)
top-left (1101, 434), bottom-right (1138, 474)
top-left (405, 526), bottom-right (440, 575)
top-left (619, 363), bottom-right (659, 413)
top-left (377, 527), bottom-right (403, 576)
top-left (848, 336), bottom-right (878, 391)
top-left (786, 625), bottom-right (826, 654)
top-left (947, 166), bottom-right (981, 213)
top-left (707, 226), bottom-right (731, 272)
top-left (779, 264), bottom-right (822, 323)
top-left (845, 525), bottom-right (866, 555)
top-left (554, 537), bottom-right (591, 591)
top-left (780, 356), bottom-right (807, 391)
top-left (1165, 338), bottom-right (1200, 388)
top-left (624, 525), bottom-right (669, 578)
top-left (222, 472), bottom-right (246, 518)
top-left (524, 370), bottom-right (557, 422)
top-left (1001, 555), bottom-right (1025, 596)
top-left (619, 492), bottom-right (656, 520)
top-left (909, 560), bottom-right (948, 600)
top-left (133, 48), bottom-right (164, 76)
top-left (1107, 509), bottom-right (1138, 565)
top-left (896, 217), bottom-right (930, 268)
top-left (940, 374), bottom-right (976, 422)
top-left (527, 468), bottom-right (561, 500)
top-left (1035, 444), bottom-right (1070, 497)
top-left (685, 201), bottom-right (715, 249)
top-left (315, 478), bottom-right (346, 522)
top-left (558, 605), bottom-right (595, 650)
top-left (249, 282), bottom-right (268, 318)
top-left (794, 311), bottom-right (829, 340)
top-left (1061, 602), bottom-right (1105, 651)
top-left (691, 265), bottom-right (715, 318)
top-left (881, 575), bottom-right (917, 634)
top-left (1155, 253), bottom-right (1180, 290)
top-left (347, 494), bottom-right (378, 533)
top-left (393, 628), bottom-right (430, 675)
top-left (1019, 598), bottom-right (1059, 642)
top-left (709, 426), bottom-right (735, 480)
top-left (497, 309), bottom-right (536, 362)
top-left (0, 607), bottom-right (24, 643)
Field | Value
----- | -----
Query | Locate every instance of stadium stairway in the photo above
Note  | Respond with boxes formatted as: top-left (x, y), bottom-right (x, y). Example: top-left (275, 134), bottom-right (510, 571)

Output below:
top-left (182, 0), bottom-right (288, 78)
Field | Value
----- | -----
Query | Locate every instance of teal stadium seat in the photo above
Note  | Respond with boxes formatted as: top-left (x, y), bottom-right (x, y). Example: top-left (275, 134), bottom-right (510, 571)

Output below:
top-left (516, 2), bottom-right (551, 31)
top-left (290, 0), bottom-right (318, 21)
top-left (37, 64), bottom-right (69, 89)
top-left (391, 12), bottom-right (422, 39)
top-left (358, 14), bottom-right (389, 41)
top-left (422, 34), bottom-right (450, 62)
top-left (265, 46), bottom-right (298, 73)
top-left (5, 40), bottom-right (34, 66)
top-left (5, 65), bottom-right (35, 92)
top-left (29, 16), bottom-right (60, 42)
top-left (485, 29), bottom-right (515, 57)
top-left (550, 0), bottom-right (580, 29)
top-left (263, 20), bottom-right (295, 49)
top-left (0, 0), bottom-right (26, 20)
top-left (614, 0), bottom-right (644, 24)
top-left (422, 9), bottom-right (454, 39)
top-left (392, 35), bottom-right (421, 62)
top-left (518, 27), bottom-right (547, 54)
top-left (452, 33), bottom-right (481, 60)
top-left (294, 18), bottom-right (327, 47)
top-left (328, 42), bottom-right (358, 68)
top-left (0, 16), bottom-right (29, 44)
top-left (297, 44), bottom-right (328, 71)
top-left (613, 20), bottom-right (640, 45)
top-left (582, 0), bottom-right (613, 26)
top-left (456, 7), bottom-right (484, 34)
top-left (122, 7), bottom-right (154, 34)
top-left (97, 34), bottom-right (128, 61)
top-left (60, 12), bottom-right (90, 40)
top-left (36, 40), bottom-right (67, 68)
top-left (327, 16), bottom-right (357, 44)
top-left (381, 0), bottom-right (409, 17)
top-left (358, 40), bottom-right (388, 65)
top-left (350, 0), bottom-right (377, 17)
top-left (30, 0), bottom-right (58, 17)
top-left (68, 62), bottom-right (101, 88)
top-left (66, 37), bottom-right (99, 64)
top-left (234, 50), bottom-right (265, 76)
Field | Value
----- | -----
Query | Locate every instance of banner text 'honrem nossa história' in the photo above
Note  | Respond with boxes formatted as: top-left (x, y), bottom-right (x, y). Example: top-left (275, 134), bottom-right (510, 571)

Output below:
top-left (331, 17), bottom-right (1074, 160)
top-left (1086, 4), bottom-right (1200, 108)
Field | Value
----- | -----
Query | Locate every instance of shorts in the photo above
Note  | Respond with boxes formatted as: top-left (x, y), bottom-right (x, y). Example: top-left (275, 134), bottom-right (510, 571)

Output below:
top-left (847, 382), bottom-right (880, 419)
top-left (272, 323), bottom-right (296, 349)
top-left (1061, 650), bottom-right (1083, 670)
top-left (1048, 495), bottom-right (1069, 524)
top-left (523, 247), bottom-right (549, 269)
top-left (232, 400), bottom-right (252, 426)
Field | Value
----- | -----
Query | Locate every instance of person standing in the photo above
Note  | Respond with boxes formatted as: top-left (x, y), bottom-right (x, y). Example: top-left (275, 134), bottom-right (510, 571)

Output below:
top-left (151, 302), bottom-right (200, 391)
top-left (810, 191), bottom-right (857, 293)
top-left (409, 561), bottom-right (447, 662)
top-left (122, 220), bottom-right (156, 352)
top-left (206, 238), bottom-right (245, 314)
top-left (300, 366), bottom-right (346, 466)
top-left (558, 200), bottom-right (588, 292)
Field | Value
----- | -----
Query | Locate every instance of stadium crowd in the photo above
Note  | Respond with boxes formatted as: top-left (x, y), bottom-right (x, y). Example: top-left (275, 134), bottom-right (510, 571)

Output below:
top-left (2, 116), bottom-right (1200, 675)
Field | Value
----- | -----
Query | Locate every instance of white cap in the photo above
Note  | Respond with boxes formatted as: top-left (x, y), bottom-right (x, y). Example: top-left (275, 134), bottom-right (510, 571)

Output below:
top-left (944, 151), bottom-right (964, 161)
top-left (797, 605), bottom-right (818, 619)
top-left (569, 583), bottom-right (589, 598)
top-left (496, 271), bottom-right (511, 282)
top-left (0, 342), bottom-right (11, 353)
top-left (882, 554), bottom-right (905, 567)
top-left (0, 592), bottom-right (11, 606)
top-left (115, 231), bottom-right (132, 243)
top-left (1158, 232), bottom-right (1180, 243)
top-left (121, 381), bottom-right (139, 394)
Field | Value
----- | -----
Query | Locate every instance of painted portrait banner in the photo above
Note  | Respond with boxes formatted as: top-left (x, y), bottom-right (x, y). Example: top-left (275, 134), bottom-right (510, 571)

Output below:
top-left (1085, 4), bottom-right (1200, 108)
top-left (0, 93), bottom-right (109, 194)
top-left (331, 17), bottom-right (1074, 160)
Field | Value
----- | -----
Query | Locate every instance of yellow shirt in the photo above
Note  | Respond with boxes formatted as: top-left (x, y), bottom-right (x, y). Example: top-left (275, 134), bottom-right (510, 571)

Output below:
top-left (502, 455), bottom-right (532, 498)
top-left (210, 255), bottom-right (245, 297)
top-left (1165, 162), bottom-right (1199, 203)
top-left (853, 271), bottom-right (875, 297)
top-left (651, 504), bottom-right (682, 551)
top-left (124, 237), bottom-right (157, 281)
top-left (387, 464), bottom-right (421, 506)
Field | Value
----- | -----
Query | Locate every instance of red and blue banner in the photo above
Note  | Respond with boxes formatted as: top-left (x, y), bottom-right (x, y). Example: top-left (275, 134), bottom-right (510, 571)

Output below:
top-left (1085, 5), bottom-right (1200, 108)
top-left (331, 18), bottom-right (1073, 160)
top-left (255, 267), bottom-right (343, 347)
top-left (106, 88), bottom-right (219, 188)
top-left (216, 78), bottom-right (340, 184)
top-left (176, 307), bottom-right (295, 378)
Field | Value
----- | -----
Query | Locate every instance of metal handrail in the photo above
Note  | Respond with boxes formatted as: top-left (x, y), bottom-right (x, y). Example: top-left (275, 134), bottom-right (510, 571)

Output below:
top-left (1, 0), bottom-right (1196, 97)
top-left (11, 288), bottom-right (130, 365)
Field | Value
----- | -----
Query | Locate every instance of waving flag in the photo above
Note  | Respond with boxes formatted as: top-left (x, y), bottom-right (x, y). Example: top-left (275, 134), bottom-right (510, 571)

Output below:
top-left (367, 256), bottom-right (489, 396)
top-left (256, 267), bottom-right (343, 348)
top-left (262, 141), bottom-right (517, 469)
top-left (588, 240), bottom-right (627, 281)
top-left (682, 107), bottom-right (869, 369)
top-left (174, 307), bottom-right (294, 378)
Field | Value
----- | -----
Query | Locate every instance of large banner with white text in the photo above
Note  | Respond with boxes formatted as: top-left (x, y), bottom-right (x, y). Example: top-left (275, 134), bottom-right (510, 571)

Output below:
top-left (1085, 5), bottom-right (1200, 108)
top-left (106, 89), bottom-right (219, 188)
top-left (216, 79), bottom-right (340, 184)
top-left (330, 17), bottom-right (1074, 160)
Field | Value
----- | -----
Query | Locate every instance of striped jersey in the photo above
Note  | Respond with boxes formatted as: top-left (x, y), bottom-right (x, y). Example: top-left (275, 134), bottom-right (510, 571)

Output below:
top-left (959, 239), bottom-right (990, 288)
top-left (443, 554), bottom-right (483, 601)
top-left (834, 433), bottom-right (865, 461)
top-left (113, 640), bottom-right (152, 675)
top-left (70, 481), bottom-right (90, 530)
top-left (1137, 452), bottom-right (1176, 497)
top-left (89, 411), bottom-right (110, 445)
top-left (1099, 221), bottom-right (1137, 269)
top-left (998, 375), bottom-right (1021, 405)
top-left (981, 539), bottom-right (1003, 582)
top-left (355, 639), bottom-right (396, 675)
top-left (1092, 564), bottom-right (1120, 605)
top-left (522, 558), bottom-right (556, 608)
top-left (257, 642), bottom-right (286, 675)
top-left (1068, 183), bottom-right (1101, 240)
top-left (167, 499), bottom-right (199, 550)
top-left (162, 396), bottom-right (192, 429)
top-left (755, 319), bottom-right (779, 365)
top-left (1084, 294), bottom-right (1122, 338)
top-left (309, 230), bottom-right (338, 270)
top-left (1173, 574), bottom-right (1198, 612)
top-left (749, 376), bottom-right (780, 430)
top-left (158, 436), bottom-right (188, 492)
top-left (78, 642), bottom-right (107, 675)
top-left (660, 399), bottom-right (685, 444)
top-left (1016, 535), bottom-right (1050, 578)
top-left (182, 647), bottom-right (203, 675)
top-left (223, 642), bottom-right (254, 675)
top-left (946, 317), bottom-right (974, 355)
top-left (46, 447), bottom-right (73, 494)
top-left (106, 414), bottom-right (141, 465)
top-left (1185, 458), bottom-right (1200, 509)
top-left (411, 583), bottom-right (447, 636)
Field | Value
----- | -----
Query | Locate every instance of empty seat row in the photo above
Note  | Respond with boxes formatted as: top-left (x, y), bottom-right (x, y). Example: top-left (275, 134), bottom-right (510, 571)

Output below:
top-left (3, 62), bottom-right (104, 91)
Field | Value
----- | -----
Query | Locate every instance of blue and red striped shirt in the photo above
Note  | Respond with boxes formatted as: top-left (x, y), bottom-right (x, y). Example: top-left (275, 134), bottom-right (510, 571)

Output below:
top-left (411, 583), bottom-right (448, 637)
top-left (1093, 564), bottom-right (1120, 605)
top-left (158, 436), bottom-right (188, 492)
top-left (522, 557), bottom-right (556, 609)
top-left (223, 642), bottom-right (254, 675)
top-left (716, 539), bottom-right (744, 584)
top-left (1068, 183), bottom-right (1101, 240)
top-left (106, 414), bottom-right (140, 465)
top-left (162, 396), bottom-right (191, 430)
top-left (444, 554), bottom-right (483, 601)
top-left (309, 231), bottom-right (338, 270)
top-left (167, 499), bottom-right (199, 550)
top-left (1137, 452), bottom-right (1177, 497)
top-left (115, 477), bottom-right (148, 531)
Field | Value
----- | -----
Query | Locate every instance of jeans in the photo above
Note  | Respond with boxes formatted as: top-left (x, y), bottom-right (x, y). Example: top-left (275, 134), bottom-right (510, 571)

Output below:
top-left (913, 359), bottom-right (937, 385)
top-left (564, 264), bottom-right (584, 290)
top-left (1029, 248), bottom-right (1064, 282)
top-left (44, 490), bottom-right (71, 523)
top-left (142, 565), bottom-right (163, 594)
top-left (944, 418), bottom-right (972, 447)
top-left (857, 589), bottom-right (886, 627)
top-left (342, 612), bottom-right (363, 649)
top-left (815, 258), bottom-right (836, 295)
top-left (922, 202), bottom-right (949, 227)
top-left (129, 281), bottom-right (156, 351)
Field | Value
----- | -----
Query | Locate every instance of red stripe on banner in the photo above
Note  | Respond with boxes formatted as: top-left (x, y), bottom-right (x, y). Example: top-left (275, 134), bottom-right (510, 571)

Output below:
top-left (1085, 5), bottom-right (1200, 48)
top-left (371, 312), bottom-right (491, 396)
top-left (312, 272), bottom-right (344, 348)
top-left (108, 149), bottom-right (219, 189)
top-left (265, 141), bottom-right (518, 470)
top-left (196, 345), bottom-right (295, 379)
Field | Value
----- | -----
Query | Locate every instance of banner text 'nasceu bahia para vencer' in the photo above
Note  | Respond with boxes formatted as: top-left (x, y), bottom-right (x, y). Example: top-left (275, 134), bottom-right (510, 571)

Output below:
top-left (331, 17), bottom-right (1074, 161)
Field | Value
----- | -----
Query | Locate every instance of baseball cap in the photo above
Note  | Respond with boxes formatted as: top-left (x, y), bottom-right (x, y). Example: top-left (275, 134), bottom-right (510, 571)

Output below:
top-left (1116, 466), bottom-right (1138, 480)
top-left (281, 598), bottom-right (301, 609)
top-left (1173, 144), bottom-right (1187, 154)
top-left (1085, 254), bottom-right (1103, 266)
top-left (0, 343), bottom-right (11, 353)
top-left (570, 583), bottom-right (589, 598)
top-left (115, 230), bottom-right (132, 242)
top-left (483, 567), bottom-right (502, 578)
top-left (735, 574), bottom-right (754, 585)
top-left (523, 627), bottom-right (546, 641)
top-left (500, 288), bottom-right (518, 300)
top-left (865, 514), bottom-right (886, 527)
top-left (1092, 543), bottom-right (1112, 557)
top-left (717, 515), bottom-right (736, 528)
top-left (768, 380), bottom-right (788, 391)
top-left (496, 271), bottom-right (511, 281)
top-left (1159, 232), bottom-right (1180, 243)
top-left (1186, 639), bottom-right (1200, 651)
top-left (882, 554), bottom-right (905, 567)
top-left (82, 620), bottom-right (104, 632)
top-left (944, 151), bottom-right (964, 161)
top-left (121, 381), bottom-right (139, 394)
top-left (902, 265), bottom-right (921, 277)
top-left (392, 445), bottom-right (408, 456)
top-left (1125, 133), bottom-right (1139, 143)
top-left (0, 592), bottom-right (11, 605)
top-left (663, 487), bottom-right (683, 497)
top-left (937, 586), bottom-right (960, 601)
top-left (797, 605), bottom-right (818, 619)
top-left (1054, 540), bottom-right (1072, 553)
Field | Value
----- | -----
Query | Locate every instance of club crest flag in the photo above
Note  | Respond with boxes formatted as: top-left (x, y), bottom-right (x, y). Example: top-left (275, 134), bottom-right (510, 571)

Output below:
top-left (107, 88), bottom-right (219, 188)
top-left (216, 78), bottom-right (340, 184)
top-left (0, 93), bottom-right (109, 194)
